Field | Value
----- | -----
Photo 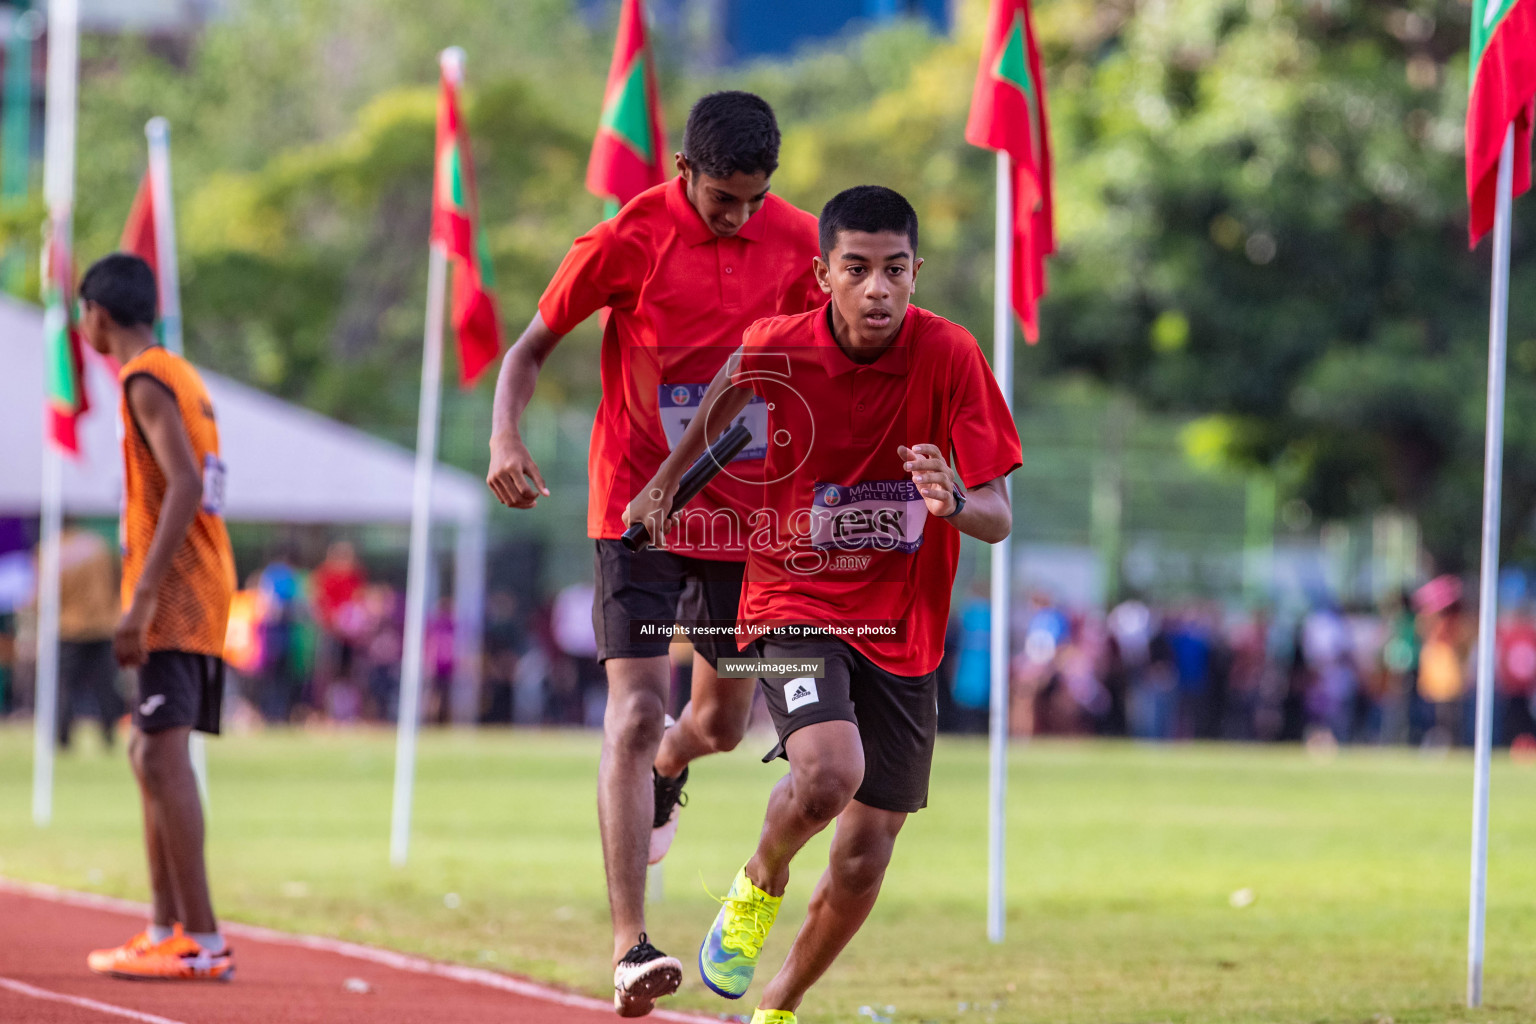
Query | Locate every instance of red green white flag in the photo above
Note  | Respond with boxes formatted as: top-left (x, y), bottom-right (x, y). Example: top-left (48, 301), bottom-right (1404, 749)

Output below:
top-left (1467, 0), bottom-right (1536, 247)
top-left (586, 0), bottom-right (667, 210)
top-left (431, 64), bottom-right (503, 386)
top-left (966, 0), bottom-right (1055, 342)
top-left (121, 171), bottom-right (158, 277)
top-left (42, 211), bottom-right (88, 455)
top-left (119, 169), bottom-right (164, 353)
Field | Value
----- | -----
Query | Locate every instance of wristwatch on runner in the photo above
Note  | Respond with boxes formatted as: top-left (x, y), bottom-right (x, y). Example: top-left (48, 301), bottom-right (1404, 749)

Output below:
top-left (938, 485), bottom-right (966, 519)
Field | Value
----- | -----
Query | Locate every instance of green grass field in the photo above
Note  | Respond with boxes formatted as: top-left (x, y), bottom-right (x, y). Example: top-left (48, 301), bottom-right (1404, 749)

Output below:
top-left (2, 726), bottom-right (1534, 1023)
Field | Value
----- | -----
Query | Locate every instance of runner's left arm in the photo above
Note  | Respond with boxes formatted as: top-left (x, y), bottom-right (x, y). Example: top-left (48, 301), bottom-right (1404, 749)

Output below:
top-left (116, 376), bottom-right (203, 667)
top-left (899, 444), bottom-right (1011, 543)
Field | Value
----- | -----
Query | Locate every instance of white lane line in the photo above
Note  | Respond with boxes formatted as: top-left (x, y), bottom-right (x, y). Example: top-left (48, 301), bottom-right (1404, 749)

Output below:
top-left (0, 976), bottom-right (192, 1024)
top-left (0, 878), bottom-right (716, 1024)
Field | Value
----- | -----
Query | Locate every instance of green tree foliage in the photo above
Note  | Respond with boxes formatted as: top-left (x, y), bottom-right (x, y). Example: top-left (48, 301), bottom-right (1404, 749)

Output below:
top-left (45, 0), bottom-right (1535, 568)
top-left (1024, 0), bottom-right (1536, 572)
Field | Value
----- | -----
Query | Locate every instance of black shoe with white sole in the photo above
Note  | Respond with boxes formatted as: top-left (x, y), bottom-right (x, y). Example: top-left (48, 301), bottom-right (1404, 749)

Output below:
top-left (613, 932), bottom-right (682, 1018)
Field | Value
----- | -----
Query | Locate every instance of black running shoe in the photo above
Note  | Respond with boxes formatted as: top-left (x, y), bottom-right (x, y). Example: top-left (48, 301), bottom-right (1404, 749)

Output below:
top-left (649, 765), bottom-right (689, 865)
top-left (613, 932), bottom-right (682, 1017)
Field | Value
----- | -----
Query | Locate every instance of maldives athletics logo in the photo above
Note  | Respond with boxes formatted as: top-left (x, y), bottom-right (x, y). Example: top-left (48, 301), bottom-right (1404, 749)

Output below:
top-left (670, 385), bottom-right (692, 406)
top-left (821, 485), bottom-right (844, 507)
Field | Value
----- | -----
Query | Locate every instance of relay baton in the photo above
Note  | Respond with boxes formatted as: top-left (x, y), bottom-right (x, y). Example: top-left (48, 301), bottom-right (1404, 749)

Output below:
top-left (621, 422), bottom-right (754, 551)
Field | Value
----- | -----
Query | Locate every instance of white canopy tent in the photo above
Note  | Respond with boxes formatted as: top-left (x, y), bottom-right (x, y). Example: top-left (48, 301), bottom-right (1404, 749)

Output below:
top-left (0, 296), bottom-right (490, 720)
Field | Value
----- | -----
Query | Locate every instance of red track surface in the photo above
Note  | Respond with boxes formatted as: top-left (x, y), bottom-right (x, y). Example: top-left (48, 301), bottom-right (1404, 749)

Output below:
top-left (0, 880), bottom-right (718, 1024)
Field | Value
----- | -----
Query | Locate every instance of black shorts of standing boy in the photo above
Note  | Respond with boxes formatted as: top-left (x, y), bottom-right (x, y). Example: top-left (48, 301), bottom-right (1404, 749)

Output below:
top-left (133, 650), bottom-right (225, 736)
top-left (591, 539), bottom-right (746, 667)
top-left (756, 630), bottom-right (937, 814)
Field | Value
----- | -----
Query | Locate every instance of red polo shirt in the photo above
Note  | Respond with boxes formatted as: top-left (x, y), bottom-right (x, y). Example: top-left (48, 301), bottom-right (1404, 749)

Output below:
top-left (538, 177), bottom-right (822, 559)
top-left (731, 303), bottom-right (1022, 676)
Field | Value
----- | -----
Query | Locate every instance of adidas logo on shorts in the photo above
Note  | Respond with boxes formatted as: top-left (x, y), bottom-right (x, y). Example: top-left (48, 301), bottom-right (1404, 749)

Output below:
top-left (785, 678), bottom-right (819, 712)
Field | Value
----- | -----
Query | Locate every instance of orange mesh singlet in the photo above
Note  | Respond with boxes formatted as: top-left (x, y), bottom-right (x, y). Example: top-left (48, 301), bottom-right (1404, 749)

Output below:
top-left (119, 347), bottom-right (236, 657)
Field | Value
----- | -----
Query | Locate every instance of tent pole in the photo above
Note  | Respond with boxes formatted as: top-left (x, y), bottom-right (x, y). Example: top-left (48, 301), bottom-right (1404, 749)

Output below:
top-left (451, 517), bottom-right (486, 725)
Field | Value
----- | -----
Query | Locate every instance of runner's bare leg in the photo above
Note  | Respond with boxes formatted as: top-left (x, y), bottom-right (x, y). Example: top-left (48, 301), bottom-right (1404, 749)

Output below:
top-left (758, 800), bottom-right (906, 1013)
top-left (599, 655), bottom-right (671, 962)
top-left (742, 720), bottom-right (865, 897)
top-left (654, 652), bottom-right (754, 777)
top-left (134, 725), bottom-right (216, 933)
top-left (129, 728), bottom-right (177, 929)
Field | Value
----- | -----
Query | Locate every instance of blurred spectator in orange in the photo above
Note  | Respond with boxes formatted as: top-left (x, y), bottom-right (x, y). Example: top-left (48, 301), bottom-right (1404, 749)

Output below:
top-left (51, 525), bottom-right (123, 749)
top-left (1415, 575), bottom-right (1474, 746)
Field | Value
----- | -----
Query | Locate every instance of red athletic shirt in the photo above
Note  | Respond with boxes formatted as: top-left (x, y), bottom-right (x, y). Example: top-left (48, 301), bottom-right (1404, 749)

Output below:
top-left (731, 304), bottom-right (1022, 676)
top-left (538, 177), bottom-right (822, 559)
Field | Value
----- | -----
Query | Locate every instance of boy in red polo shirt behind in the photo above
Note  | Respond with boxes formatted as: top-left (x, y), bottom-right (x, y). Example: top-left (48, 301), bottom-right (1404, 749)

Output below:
top-left (486, 91), bottom-right (821, 1017)
top-left (626, 186), bottom-right (1022, 1024)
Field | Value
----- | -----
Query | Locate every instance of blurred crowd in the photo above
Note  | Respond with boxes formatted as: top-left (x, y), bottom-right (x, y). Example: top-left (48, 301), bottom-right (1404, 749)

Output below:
top-left (0, 531), bottom-right (623, 737)
top-left (938, 574), bottom-right (1536, 749)
top-left (7, 526), bottom-right (1536, 752)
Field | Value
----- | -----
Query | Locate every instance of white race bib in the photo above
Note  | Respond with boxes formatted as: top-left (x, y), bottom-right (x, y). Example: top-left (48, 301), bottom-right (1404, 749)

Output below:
top-left (657, 383), bottom-right (767, 461)
top-left (808, 480), bottom-right (927, 553)
top-left (201, 453), bottom-right (228, 516)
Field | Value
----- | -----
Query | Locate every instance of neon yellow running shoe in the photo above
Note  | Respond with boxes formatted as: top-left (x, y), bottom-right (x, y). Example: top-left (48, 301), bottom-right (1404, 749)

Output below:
top-left (750, 1010), bottom-right (796, 1024)
top-left (698, 866), bottom-right (783, 999)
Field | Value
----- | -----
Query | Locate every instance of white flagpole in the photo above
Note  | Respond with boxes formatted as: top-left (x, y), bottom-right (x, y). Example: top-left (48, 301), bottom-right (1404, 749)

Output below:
top-left (33, 0), bottom-right (81, 829)
top-left (987, 150), bottom-right (1013, 944)
top-left (391, 46), bottom-right (461, 868)
top-left (144, 116), bottom-right (183, 356)
top-left (1467, 121), bottom-right (1514, 1009)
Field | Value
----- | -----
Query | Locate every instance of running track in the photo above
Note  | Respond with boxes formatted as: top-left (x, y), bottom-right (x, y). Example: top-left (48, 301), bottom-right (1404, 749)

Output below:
top-left (0, 879), bottom-right (720, 1024)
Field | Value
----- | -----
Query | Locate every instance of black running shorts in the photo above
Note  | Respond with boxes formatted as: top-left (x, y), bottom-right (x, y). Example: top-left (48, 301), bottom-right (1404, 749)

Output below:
top-left (756, 632), bottom-right (937, 813)
top-left (133, 650), bottom-right (225, 735)
top-left (591, 539), bottom-right (746, 667)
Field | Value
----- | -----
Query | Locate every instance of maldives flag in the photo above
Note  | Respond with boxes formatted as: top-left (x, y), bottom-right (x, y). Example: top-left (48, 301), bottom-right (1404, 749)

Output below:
top-left (586, 0), bottom-right (667, 210)
top-left (42, 212), bottom-right (88, 455)
top-left (1467, 0), bottom-right (1536, 247)
top-left (431, 62), bottom-right (503, 386)
top-left (965, 0), bottom-right (1055, 342)
top-left (121, 172), bottom-right (158, 276)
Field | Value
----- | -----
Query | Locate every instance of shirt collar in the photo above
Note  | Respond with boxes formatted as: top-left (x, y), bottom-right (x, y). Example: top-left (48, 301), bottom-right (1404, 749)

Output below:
top-left (665, 174), bottom-right (769, 247)
top-left (813, 301), bottom-right (912, 377)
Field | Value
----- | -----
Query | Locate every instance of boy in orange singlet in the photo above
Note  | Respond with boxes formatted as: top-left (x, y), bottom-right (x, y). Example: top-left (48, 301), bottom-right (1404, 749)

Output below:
top-left (77, 253), bottom-right (237, 982)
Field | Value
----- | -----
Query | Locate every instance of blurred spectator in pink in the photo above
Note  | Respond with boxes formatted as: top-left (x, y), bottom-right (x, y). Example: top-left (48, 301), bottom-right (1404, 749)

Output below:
top-left (362, 584), bottom-right (403, 721)
top-left (425, 596), bottom-right (456, 725)
top-left (1496, 601), bottom-right (1536, 744)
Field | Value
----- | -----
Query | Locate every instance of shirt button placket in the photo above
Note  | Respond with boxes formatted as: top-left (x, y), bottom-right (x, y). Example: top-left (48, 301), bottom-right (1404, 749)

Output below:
top-left (721, 241), bottom-right (743, 309)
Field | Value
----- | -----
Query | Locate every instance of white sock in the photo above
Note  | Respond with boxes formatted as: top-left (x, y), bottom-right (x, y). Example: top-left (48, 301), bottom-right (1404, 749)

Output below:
top-left (148, 923), bottom-right (175, 944)
top-left (188, 931), bottom-right (225, 954)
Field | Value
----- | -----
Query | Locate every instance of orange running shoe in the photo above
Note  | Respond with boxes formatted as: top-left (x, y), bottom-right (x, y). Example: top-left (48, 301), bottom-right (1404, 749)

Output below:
top-left (87, 928), bottom-right (164, 975)
top-left (101, 926), bottom-right (234, 982)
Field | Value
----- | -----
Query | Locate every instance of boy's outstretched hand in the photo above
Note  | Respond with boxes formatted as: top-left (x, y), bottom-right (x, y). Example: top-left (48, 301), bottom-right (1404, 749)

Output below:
top-left (899, 443), bottom-right (960, 517)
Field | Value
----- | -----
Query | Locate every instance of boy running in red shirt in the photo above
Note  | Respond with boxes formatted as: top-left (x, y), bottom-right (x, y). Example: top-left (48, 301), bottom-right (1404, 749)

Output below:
top-left (78, 253), bottom-right (237, 983)
top-left (485, 91), bottom-right (821, 1016)
top-left (626, 186), bottom-right (1022, 1024)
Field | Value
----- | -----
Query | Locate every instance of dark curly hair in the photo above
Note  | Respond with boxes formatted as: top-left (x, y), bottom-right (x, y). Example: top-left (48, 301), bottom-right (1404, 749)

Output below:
top-left (681, 91), bottom-right (781, 179)
top-left (818, 185), bottom-right (919, 257)
top-left (79, 253), bottom-right (158, 328)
